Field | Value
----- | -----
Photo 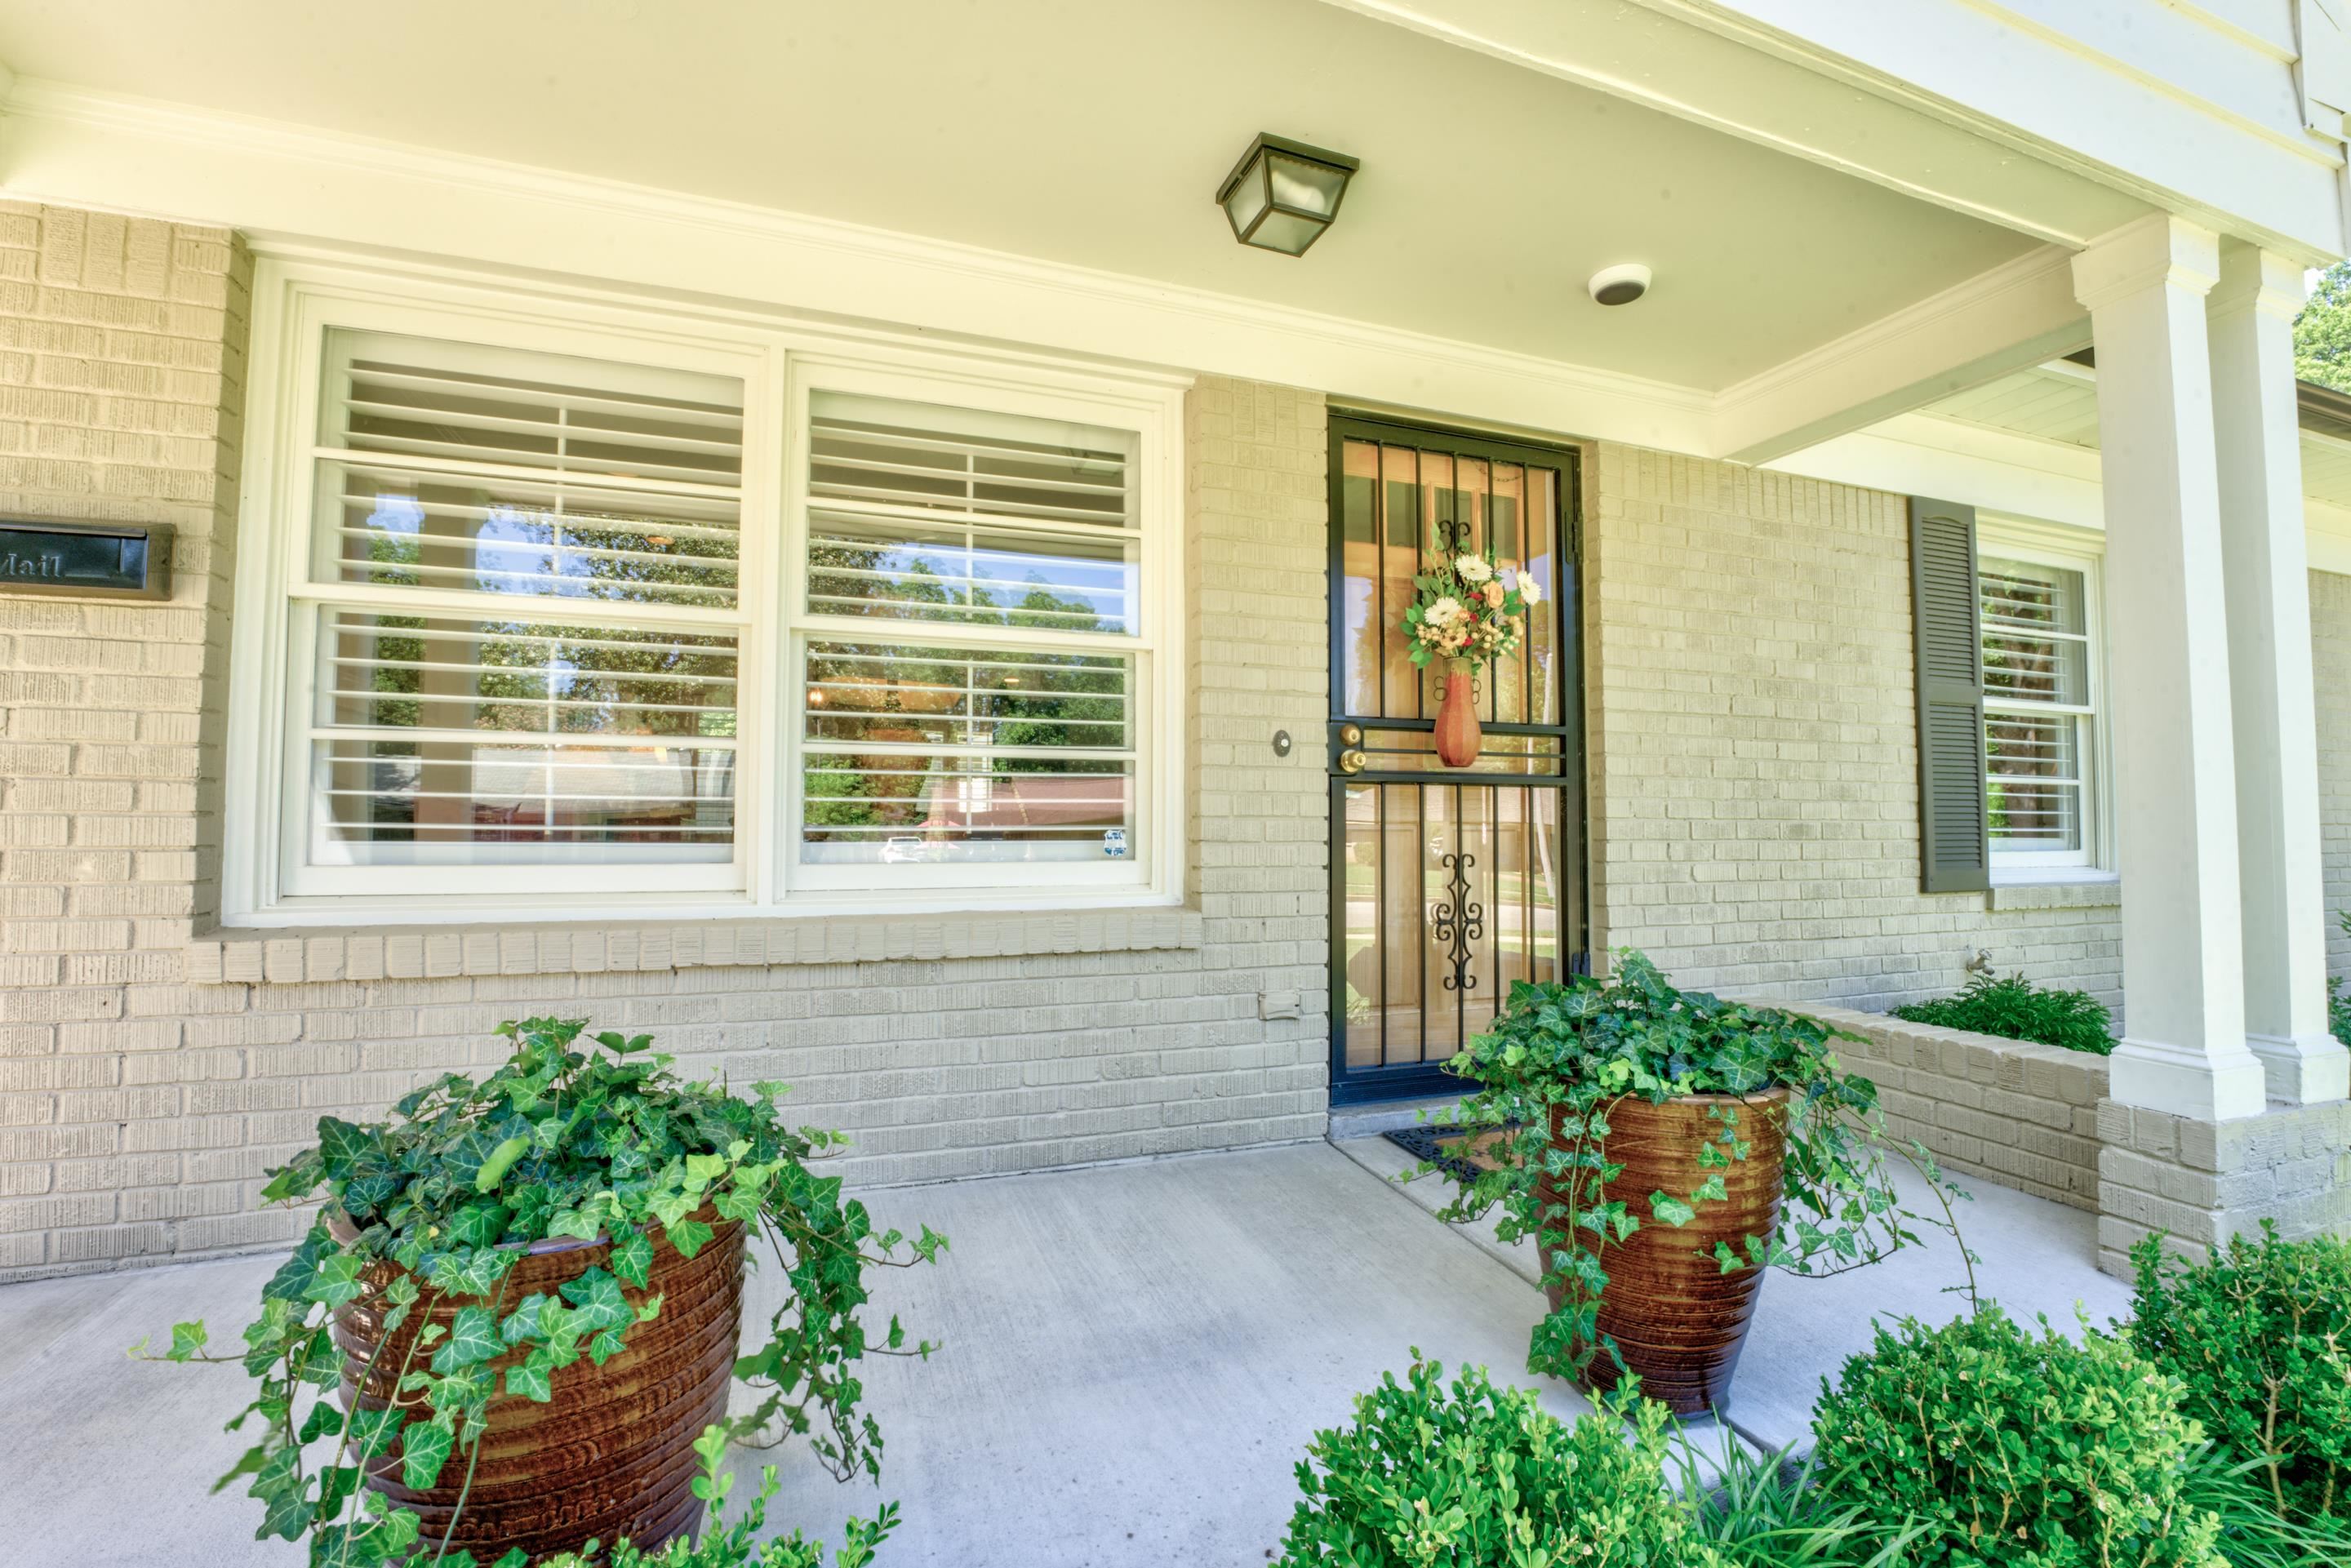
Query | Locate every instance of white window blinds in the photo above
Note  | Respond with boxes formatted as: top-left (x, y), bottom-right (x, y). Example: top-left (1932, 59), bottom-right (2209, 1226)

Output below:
top-left (296, 331), bottom-right (745, 886)
top-left (1980, 553), bottom-right (2096, 864)
top-left (796, 392), bottom-right (1145, 876)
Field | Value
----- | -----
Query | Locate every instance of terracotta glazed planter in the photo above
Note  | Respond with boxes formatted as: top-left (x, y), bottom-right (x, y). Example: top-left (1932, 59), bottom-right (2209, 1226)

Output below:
top-left (1433, 664), bottom-right (1482, 767)
top-left (328, 1209), bottom-right (748, 1562)
top-left (1540, 1087), bottom-right (1789, 1416)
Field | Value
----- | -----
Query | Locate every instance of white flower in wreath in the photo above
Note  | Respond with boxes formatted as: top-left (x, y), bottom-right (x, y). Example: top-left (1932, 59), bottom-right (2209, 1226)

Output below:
top-left (1426, 595), bottom-right (1464, 626)
top-left (1453, 554), bottom-right (1494, 584)
top-left (1518, 576), bottom-right (1542, 607)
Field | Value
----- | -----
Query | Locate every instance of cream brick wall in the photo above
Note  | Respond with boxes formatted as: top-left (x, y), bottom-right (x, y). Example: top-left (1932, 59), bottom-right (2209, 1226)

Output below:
top-left (0, 205), bottom-right (1331, 1281)
top-left (2318, 568), bottom-right (2351, 991)
top-left (1585, 442), bottom-right (2125, 1013)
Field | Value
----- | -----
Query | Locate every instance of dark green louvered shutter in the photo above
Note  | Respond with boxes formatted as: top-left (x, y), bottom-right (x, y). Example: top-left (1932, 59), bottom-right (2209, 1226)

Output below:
top-left (1910, 495), bottom-right (1989, 893)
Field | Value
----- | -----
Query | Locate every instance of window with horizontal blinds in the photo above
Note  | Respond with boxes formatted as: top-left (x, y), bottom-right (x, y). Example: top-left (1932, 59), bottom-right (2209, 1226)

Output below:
top-left (1980, 549), bottom-right (2099, 865)
top-left (805, 391), bottom-right (1139, 633)
top-left (296, 330), bottom-right (745, 882)
top-left (795, 392), bottom-right (1146, 878)
top-left (237, 279), bottom-right (1180, 917)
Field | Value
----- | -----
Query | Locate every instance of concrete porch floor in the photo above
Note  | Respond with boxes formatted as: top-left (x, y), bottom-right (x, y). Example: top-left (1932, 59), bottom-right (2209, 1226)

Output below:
top-left (0, 1136), bottom-right (2129, 1567)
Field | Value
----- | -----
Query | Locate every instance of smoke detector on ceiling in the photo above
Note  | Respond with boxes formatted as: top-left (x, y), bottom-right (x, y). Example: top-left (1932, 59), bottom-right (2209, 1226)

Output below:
top-left (1588, 264), bottom-right (1652, 306)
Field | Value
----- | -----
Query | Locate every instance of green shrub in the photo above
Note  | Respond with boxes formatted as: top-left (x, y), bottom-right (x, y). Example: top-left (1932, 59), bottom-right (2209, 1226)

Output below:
top-left (1891, 972), bottom-right (2113, 1055)
top-left (2329, 913), bottom-right (2350, 1049)
top-left (1274, 1353), bottom-right (1724, 1567)
top-left (2128, 1228), bottom-right (2351, 1524)
top-left (1810, 1307), bottom-right (2222, 1567)
top-left (1673, 1435), bottom-right (1927, 1568)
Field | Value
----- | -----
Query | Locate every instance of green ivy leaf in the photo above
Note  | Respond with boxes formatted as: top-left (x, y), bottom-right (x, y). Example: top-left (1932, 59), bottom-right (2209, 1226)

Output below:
top-left (666, 1215), bottom-right (714, 1260)
top-left (610, 1230), bottom-right (654, 1290)
top-left (474, 1135), bottom-right (531, 1194)
top-left (304, 1253), bottom-right (367, 1313)
top-left (1649, 1193), bottom-right (1697, 1228)
top-left (586, 1326), bottom-right (629, 1366)
top-left (400, 1419), bottom-right (455, 1491)
top-left (559, 1268), bottom-right (633, 1335)
top-left (429, 1306), bottom-right (504, 1375)
top-left (504, 1360), bottom-right (553, 1403)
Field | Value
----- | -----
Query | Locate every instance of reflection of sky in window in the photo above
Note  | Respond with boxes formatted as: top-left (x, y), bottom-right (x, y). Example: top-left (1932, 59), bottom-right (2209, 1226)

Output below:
top-left (477, 505), bottom-right (562, 595)
top-left (369, 495), bottom-right (424, 534)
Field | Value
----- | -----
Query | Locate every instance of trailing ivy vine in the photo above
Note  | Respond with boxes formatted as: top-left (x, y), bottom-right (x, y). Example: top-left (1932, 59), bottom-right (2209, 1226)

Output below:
top-left (1427, 953), bottom-right (1975, 1385)
top-left (135, 1018), bottom-right (945, 1567)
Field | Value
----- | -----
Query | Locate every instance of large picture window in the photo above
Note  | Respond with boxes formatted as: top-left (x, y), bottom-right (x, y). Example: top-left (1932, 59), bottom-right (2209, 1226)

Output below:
top-left (1977, 526), bottom-right (2106, 872)
top-left (231, 273), bottom-right (1180, 920)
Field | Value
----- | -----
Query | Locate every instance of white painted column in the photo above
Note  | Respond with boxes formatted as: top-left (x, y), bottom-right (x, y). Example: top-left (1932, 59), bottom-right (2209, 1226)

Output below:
top-left (2208, 243), bottom-right (2350, 1104)
top-left (2072, 215), bottom-right (2268, 1122)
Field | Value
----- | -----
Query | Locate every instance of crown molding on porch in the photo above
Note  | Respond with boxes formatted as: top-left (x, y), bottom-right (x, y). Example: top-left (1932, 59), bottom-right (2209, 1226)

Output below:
top-left (1711, 242), bottom-right (2091, 465)
top-left (0, 78), bottom-right (1731, 454)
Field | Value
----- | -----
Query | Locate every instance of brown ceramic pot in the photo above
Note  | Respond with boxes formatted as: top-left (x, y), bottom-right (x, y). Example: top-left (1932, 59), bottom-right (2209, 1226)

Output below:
top-left (1433, 664), bottom-right (1482, 767)
top-left (328, 1208), bottom-right (747, 1563)
top-left (1540, 1087), bottom-right (1789, 1416)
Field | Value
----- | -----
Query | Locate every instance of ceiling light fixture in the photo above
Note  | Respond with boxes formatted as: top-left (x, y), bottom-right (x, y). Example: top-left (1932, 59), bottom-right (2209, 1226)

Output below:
top-left (1588, 264), bottom-right (1652, 306)
top-left (1216, 132), bottom-right (1359, 257)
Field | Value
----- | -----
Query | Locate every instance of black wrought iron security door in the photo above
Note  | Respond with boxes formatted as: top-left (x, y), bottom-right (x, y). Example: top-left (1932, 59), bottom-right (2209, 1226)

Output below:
top-left (1327, 416), bottom-right (1587, 1104)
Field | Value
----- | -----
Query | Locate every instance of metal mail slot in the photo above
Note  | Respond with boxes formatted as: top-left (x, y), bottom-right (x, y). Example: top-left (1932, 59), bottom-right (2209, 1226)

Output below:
top-left (0, 520), bottom-right (174, 601)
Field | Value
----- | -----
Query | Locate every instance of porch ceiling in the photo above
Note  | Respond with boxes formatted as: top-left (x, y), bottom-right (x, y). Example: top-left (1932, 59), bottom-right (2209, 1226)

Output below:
top-left (1922, 362), bottom-right (2351, 514)
top-left (0, 0), bottom-right (2045, 393)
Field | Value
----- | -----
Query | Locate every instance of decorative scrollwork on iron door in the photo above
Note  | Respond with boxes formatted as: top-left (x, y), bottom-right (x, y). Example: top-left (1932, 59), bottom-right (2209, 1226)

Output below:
top-left (1430, 848), bottom-right (1484, 993)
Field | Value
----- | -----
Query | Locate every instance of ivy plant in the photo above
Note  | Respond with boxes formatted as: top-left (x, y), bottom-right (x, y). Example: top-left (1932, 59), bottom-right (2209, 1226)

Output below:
top-left (1428, 952), bottom-right (1972, 1386)
top-left (134, 1017), bottom-right (946, 1567)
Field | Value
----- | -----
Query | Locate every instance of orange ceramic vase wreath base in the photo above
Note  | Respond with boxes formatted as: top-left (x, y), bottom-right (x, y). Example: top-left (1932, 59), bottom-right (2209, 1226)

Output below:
top-left (1433, 664), bottom-right (1482, 767)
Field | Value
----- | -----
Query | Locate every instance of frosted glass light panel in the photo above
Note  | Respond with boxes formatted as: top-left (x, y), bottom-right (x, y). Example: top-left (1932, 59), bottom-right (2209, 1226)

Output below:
top-left (315, 330), bottom-right (744, 607)
top-left (799, 641), bottom-right (1135, 867)
top-left (309, 612), bottom-right (738, 866)
top-left (805, 392), bottom-right (1139, 635)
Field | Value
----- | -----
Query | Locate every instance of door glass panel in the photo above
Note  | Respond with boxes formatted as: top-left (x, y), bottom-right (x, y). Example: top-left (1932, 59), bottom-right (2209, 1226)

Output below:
top-left (1333, 432), bottom-right (1575, 1084)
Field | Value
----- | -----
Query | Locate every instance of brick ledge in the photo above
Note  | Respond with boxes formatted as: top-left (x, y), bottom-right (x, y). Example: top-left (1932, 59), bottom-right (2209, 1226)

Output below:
top-left (186, 908), bottom-right (1207, 985)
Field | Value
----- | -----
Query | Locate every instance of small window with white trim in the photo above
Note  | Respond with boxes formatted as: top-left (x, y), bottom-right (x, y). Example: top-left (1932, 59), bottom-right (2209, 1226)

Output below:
top-left (1978, 526), bottom-right (2106, 872)
top-left (229, 269), bottom-right (1182, 922)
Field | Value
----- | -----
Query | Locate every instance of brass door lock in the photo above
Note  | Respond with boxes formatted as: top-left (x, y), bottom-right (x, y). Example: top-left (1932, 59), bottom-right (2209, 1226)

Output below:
top-left (1335, 747), bottom-right (1367, 775)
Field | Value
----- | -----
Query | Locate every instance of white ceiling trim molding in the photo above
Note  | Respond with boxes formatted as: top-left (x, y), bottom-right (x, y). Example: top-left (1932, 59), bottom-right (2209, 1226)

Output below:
top-left (1314, 0), bottom-right (2141, 248)
top-left (1711, 243), bottom-right (2090, 464)
top-left (0, 78), bottom-right (1722, 452)
top-left (1632, 0), bottom-right (2348, 262)
top-left (1767, 411), bottom-right (2107, 531)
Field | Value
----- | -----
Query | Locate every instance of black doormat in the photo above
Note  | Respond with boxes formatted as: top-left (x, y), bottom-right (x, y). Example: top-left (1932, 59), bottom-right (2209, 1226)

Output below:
top-left (1382, 1122), bottom-right (1511, 1184)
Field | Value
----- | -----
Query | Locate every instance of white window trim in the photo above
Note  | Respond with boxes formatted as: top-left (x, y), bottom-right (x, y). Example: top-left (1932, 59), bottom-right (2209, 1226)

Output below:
top-left (223, 256), bottom-right (1188, 926)
top-left (1977, 514), bottom-right (2113, 880)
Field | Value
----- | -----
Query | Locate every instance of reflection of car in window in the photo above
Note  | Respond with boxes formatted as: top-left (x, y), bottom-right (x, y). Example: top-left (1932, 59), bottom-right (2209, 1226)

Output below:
top-left (881, 836), bottom-right (928, 864)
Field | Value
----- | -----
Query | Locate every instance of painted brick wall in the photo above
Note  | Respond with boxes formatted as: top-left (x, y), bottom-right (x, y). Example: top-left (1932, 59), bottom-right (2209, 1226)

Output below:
top-left (0, 206), bottom-right (1331, 1281)
top-left (2318, 568), bottom-right (2351, 992)
top-left (1584, 442), bottom-right (2126, 1013)
top-left (1788, 1002), bottom-right (2107, 1211)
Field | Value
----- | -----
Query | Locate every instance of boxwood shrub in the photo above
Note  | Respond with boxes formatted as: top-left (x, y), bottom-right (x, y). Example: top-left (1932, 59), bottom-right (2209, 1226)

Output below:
top-left (1891, 972), bottom-right (2113, 1055)
top-left (1273, 1354), bottom-right (1722, 1567)
top-left (1809, 1307), bottom-right (2222, 1567)
top-left (2128, 1228), bottom-right (2351, 1524)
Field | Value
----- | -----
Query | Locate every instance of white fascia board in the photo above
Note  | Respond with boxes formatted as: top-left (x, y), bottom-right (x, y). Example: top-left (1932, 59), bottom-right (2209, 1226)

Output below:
top-left (1642, 0), bottom-right (2348, 262)
top-left (1766, 412), bottom-right (2107, 530)
top-left (1712, 244), bottom-right (2090, 465)
top-left (0, 82), bottom-right (1716, 453)
top-left (1776, 411), bottom-right (2351, 575)
top-left (1316, 0), bottom-right (2147, 247)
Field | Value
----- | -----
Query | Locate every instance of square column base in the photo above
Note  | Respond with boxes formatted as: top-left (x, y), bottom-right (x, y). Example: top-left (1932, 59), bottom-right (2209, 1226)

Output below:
top-left (2095, 1099), bottom-right (2351, 1278)
top-left (2107, 1038), bottom-right (2268, 1122)
top-left (2246, 1032), bottom-right (2351, 1105)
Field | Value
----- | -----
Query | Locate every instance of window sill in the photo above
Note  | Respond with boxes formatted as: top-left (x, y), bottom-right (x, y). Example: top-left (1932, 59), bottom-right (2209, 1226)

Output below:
top-left (187, 905), bottom-right (1205, 986)
top-left (1984, 874), bottom-right (2122, 913)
